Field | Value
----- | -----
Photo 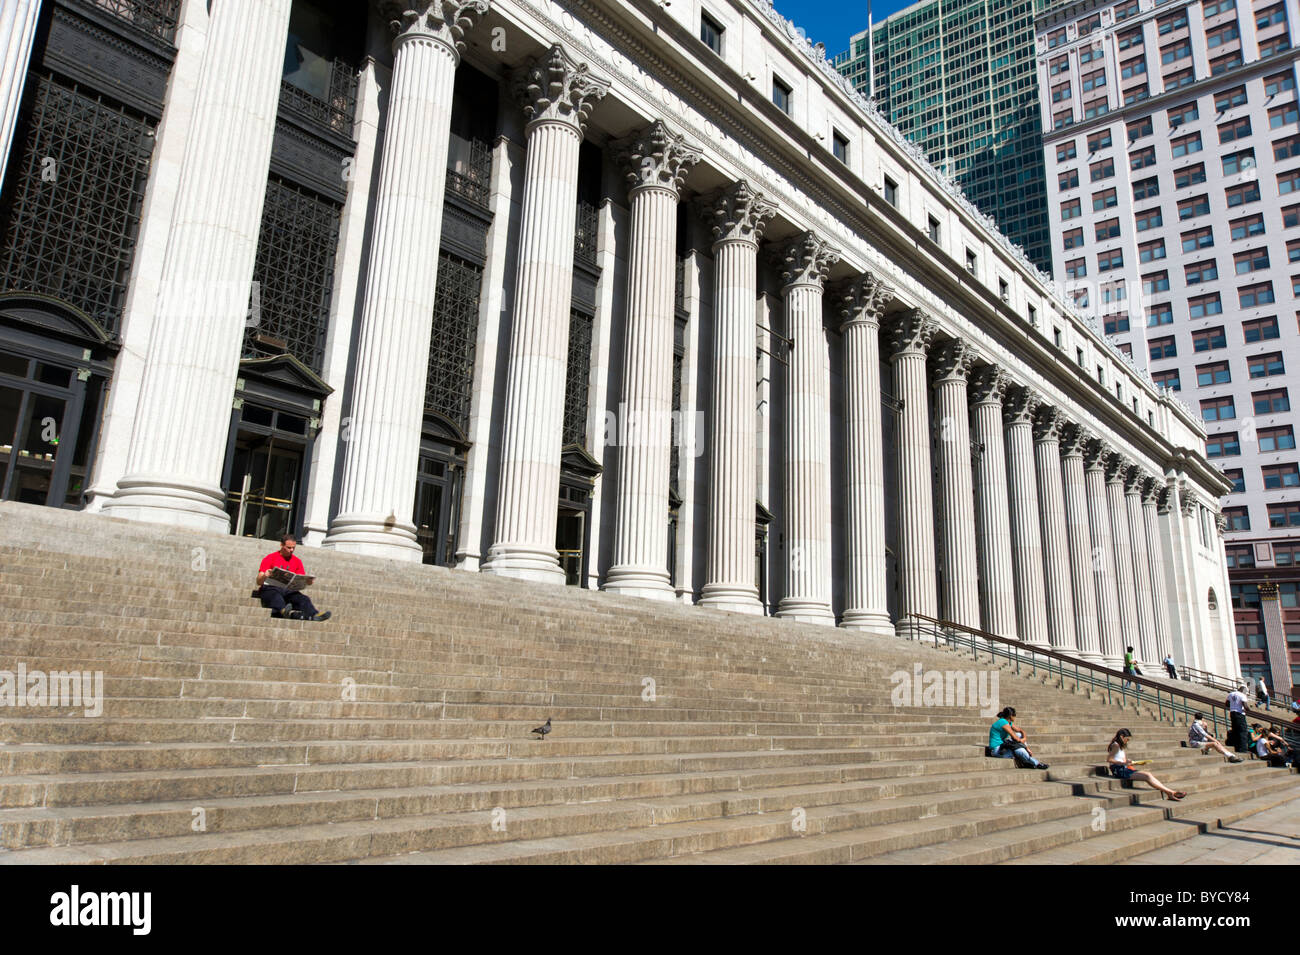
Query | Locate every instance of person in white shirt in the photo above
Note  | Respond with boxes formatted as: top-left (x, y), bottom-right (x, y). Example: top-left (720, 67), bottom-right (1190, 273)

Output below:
top-left (1107, 729), bottom-right (1184, 800)
top-left (1226, 686), bottom-right (1250, 753)
top-left (1162, 654), bottom-right (1177, 679)
top-left (1187, 713), bottom-right (1243, 762)
top-left (1256, 677), bottom-right (1270, 709)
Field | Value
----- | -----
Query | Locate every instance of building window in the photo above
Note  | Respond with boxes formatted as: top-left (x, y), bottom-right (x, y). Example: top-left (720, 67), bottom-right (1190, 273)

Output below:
top-left (1234, 247), bottom-right (1270, 274)
top-left (998, 278), bottom-right (1010, 302)
top-left (1158, 9), bottom-right (1190, 33)
top-left (1130, 146), bottom-right (1156, 170)
top-left (425, 251), bottom-right (485, 430)
top-left (1088, 129), bottom-right (1113, 152)
top-left (1259, 425), bottom-right (1297, 450)
top-left (1239, 283), bottom-right (1275, 308)
top-left (1219, 117), bottom-right (1252, 143)
top-left (1175, 163), bottom-right (1207, 188)
top-left (1178, 194), bottom-right (1210, 220)
top-left (1268, 502), bottom-right (1300, 527)
top-left (1095, 187), bottom-right (1119, 210)
top-left (1275, 135), bottom-right (1300, 161)
top-left (1265, 70), bottom-right (1295, 96)
top-left (1028, 304), bottom-right (1038, 327)
top-left (1192, 326), bottom-right (1227, 352)
top-left (1119, 28), bottom-right (1145, 50)
top-left (1063, 227), bottom-right (1085, 249)
top-left (1250, 352), bottom-right (1286, 378)
top-left (1263, 464), bottom-right (1300, 489)
top-left (1223, 470), bottom-right (1247, 494)
top-left (1059, 169), bottom-right (1080, 190)
top-left (1147, 302), bottom-right (1174, 325)
top-left (1215, 85), bottom-right (1248, 110)
top-left (1105, 315), bottom-right (1132, 334)
top-left (1099, 250), bottom-right (1124, 271)
top-left (1253, 387), bottom-right (1290, 413)
top-left (1150, 335), bottom-right (1178, 359)
top-left (1210, 52), bottom-right (1243, 75)
top-left (927, 215), bottom-right (940, 243)
top-left (1225, 182), bottom-right (1260, 207)
top-left (1136, 207), bottom-right (1164, 230)
top-left (1171, 132), bottom-right (1202, 157)
top-left (1189, 292), bottom-right (1223, 317)
top-left (700, 11), bottom-right (724, 54)
top-left (772, 75), bottom-right (792, 114)
top-left (965, 249), bottom-right (977, 273)
top-left (1061, 198), bottom-right (1082, 219)
top-left (1279, 169), bottom-right (1300, 194)
top-left (1197, 360), bottom-right (1231, 385)
top-left (563, 308), bottom-right (594, 446)
top-left (1181, 227), bottom-right (1213, 252)
top-left (1153, 368), bottom-right (1182, 390)
top-left (1222, 149), bottom-right (1255, 176)
top-left (1143, 270), bottom-right (1170, 293)
top-left (1090, 158), bottom-right (1116, 181)
top-left (1122, 57), bottom-right (1148, 80)
top-left (1270, 103), bottom-right (1299, 128)
top-left (832, 129), bottom-right (849, 163)
top-left (1230, 213), bottom-right (1264, 239)
top-left (1206, 432), bottom-right (1241, 457)
top-left (1185, 260), bottom-right (1218, 284)
top-left (1057, 141), bottom-right (1078, 161)
top-left (1203, 0), bottom-right (1236, 15)
top-left (1164, 67), bottom-right (1194, 89)
top-left (1128, 116), bottom-right (1153, 139)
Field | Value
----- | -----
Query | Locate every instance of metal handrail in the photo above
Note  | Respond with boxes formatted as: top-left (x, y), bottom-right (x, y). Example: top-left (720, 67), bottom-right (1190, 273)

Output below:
top-left (1180, 664), bottom-right (1294, 710)
top-left (905, 613), bottom-right (1283, 749)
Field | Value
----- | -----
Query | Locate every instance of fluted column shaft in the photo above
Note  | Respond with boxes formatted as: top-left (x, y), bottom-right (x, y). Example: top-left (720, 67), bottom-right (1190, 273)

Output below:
top-left (932, 341), bottom-right (979, 630)
top-left (1106, 462), bottom-right (1142, 664)
top-left (1126, 479), bottom-right (1158, 662)
top-left (105, 0), bottom-right (294, 530)
top-left (1085, 451), bottom-right (1124, 665)
top-left (1143, 489), bottom-right (1174, 661)
top-left (605, 122), bottom-right (700, 599)
top-left (486, 45), bottom-right (608, 582)
top-left (970, 368), bottom-right (1017, 641)
top-left (837, 277), bottom-right (892, 635)
top-left (1034, 410), bottom-right (1077, 652)
top-left (327, 2), bottom-right (486, 558)
top-left (1004, 389), bottom-right (1049, 647)
top-left (700, 181), bottom-right (775, 613)
top-left (1061, 435), bottom-right (1103, 662)
top-left (776, 233), bottom-right (840, 624)
top-left (0, 0), bottom-right (41, 189)
top-left (888, 311), bottom-right (938, 636)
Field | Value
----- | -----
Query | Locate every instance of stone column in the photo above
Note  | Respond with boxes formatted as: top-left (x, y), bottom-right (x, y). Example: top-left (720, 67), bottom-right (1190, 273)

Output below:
top-left (604, 121), bottom-right (701, 599)
top-left (1142, 479), bottom-right (1174, 662)
top-left (887, 309), bottom-right (938, 638)
top-left (1003, 386), bottom-right (1050, 647)
top-left (1061, 425), bottom-right (1103, 663)
top-left (0, 0), bottom-right (40, 189)
top-left (1126, 469), bottom-right (1159, 663)
top-left (835, 274), bottom-right (893, 635)
top-left (1033, 407), bottom-right (1078, 652)
top-left (931, 339), bottom-right (980, 630)
top-left (775, 232), bottom-right (841, 624)
top-left (699, 181), bottom-right (776, 613)
top-left (484, 44), bottom-right (609, 582)
top-left (1085, 442), bottom-right (1124, 665)
top-left (1106, 454), bottom-right (1142, 665)
top-left (104, 0), bottom-right (294, 530)
top-left (325, 0), bottom-right (489, 558)
top-left (970, 365), bottom-right (1017, 641)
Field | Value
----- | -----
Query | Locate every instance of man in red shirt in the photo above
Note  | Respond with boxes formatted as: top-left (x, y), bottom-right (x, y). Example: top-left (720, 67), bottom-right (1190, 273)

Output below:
top-left (256, 535), bottom-right (331, 621)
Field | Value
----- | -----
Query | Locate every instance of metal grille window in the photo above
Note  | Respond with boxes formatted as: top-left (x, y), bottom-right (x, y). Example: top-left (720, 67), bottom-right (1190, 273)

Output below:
top-left (83, 0), bottom-right (181, 43)
top-left (574, 201), bottom-right (599, 268)
top-left (279, 58), bottom-right (357, 137)
top-left (424, 252), bottom-right (483, 431)
top-left (563, 308), bottom-right (593, 448)
top-left (245, 177), bottom-right (341, 373)
top-left (0, 75), bottom-right (154, 333)
top-left (446, 134), bottom-right (493, 210)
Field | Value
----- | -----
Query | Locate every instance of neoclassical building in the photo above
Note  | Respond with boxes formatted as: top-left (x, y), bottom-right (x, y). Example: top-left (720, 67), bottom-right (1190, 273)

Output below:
top-left (0, 0), bottom-right (1240, 677)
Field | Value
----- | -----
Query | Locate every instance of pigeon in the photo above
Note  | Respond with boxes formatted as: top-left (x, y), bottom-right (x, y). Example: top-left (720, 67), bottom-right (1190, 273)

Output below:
top-left (531, 718), bottom-right (551, 741)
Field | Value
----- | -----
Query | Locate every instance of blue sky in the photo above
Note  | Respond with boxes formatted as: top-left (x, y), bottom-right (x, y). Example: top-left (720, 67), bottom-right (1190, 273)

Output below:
top-left (772, 0), bottom-right (914, 56)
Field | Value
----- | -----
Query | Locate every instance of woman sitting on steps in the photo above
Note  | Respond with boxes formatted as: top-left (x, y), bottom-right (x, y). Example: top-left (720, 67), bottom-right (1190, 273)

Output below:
top-left (1108, 728), bottom-right (1185, 800)
top-left (986, 707), bottom-right (1049, 770)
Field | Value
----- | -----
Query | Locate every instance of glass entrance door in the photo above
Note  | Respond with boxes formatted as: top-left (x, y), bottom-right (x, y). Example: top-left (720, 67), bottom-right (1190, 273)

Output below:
top-left (414, 453), bottom-right (462, 566)
top-left (0, 352), bottom-right (96, 508)
top-left (225, 433), bottom-right (303, 540)
top-left (557, 506), bottom-right (585, 586)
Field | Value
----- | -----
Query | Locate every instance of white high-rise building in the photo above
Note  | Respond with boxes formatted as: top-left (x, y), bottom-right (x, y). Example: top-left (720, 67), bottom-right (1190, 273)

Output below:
top-left (1036, 0), bottom-right (1300, 693)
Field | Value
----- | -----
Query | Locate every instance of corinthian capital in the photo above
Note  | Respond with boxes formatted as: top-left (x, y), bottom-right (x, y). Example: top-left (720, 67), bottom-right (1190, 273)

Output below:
top-left (1059, 422), bottom-right (1092, 457)
top-left (614, 120), bottom-right (701, 198)
top-left (969, 364), bottom-right (1007, 405)
top-left (1032, 406), bottom-right (1064, 444)
top-left (1105, 452), bottom-right (1132, 484)
top-left (931, 338), bottom-right (974, 383)
top-left (514, 44), bottom-right (610, 134)
top-left (885, 308), bottom-right (936, 359)
top-left (379, 0), bottom-right (488, 55)
top-left (1002, 385), bottom-right (1040, 427)
top-left (699, 180), bottom-right (776, 246)
top-left (775, 231), bottom-right (841, 291)
top-left (833, 273), bottom-right (893, 331)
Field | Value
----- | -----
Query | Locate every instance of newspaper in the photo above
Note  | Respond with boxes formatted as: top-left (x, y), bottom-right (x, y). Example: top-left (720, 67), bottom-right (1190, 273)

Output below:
top-left (264, 566), bottom-right (315, 593)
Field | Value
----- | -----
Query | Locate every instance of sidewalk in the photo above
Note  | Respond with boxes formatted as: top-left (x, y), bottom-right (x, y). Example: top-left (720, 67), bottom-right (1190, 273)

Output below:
top-left (1120, 792), bottom-right (1300, 864)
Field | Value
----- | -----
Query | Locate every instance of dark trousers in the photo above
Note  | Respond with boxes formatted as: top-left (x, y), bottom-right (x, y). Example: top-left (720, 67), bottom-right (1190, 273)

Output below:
top-left (1229, 711), bottom-right (1250, 752)
top-left (1165, 663), bottom-right (1177, 679)
top-left (258, 586), bottom-right (318, 619)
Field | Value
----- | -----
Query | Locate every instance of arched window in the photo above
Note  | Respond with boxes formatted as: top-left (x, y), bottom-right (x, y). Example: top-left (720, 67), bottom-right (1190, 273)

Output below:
top-left (1207, 588), bottom-right (1218, 611)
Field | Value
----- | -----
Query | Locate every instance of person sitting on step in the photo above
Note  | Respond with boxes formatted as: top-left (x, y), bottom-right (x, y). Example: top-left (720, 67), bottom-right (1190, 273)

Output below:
top-left (986, 706), bottom-right (1049, 770)
top-left (1187, 713), bottom-right (1242, 762)
top-left (1260, 725), bottom-right (1294, 767)
top-left (256, 534), bottom-right (331, 622)
top-left (1107, 729), bottom-right (1184, 800)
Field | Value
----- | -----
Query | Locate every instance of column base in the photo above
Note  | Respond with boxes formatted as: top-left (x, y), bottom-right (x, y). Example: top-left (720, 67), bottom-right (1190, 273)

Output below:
top-left (699, 582), bottom-right (763, 615)
top-left (839, 609), bottom-right (896, 638)
top-left (1078, 651), bottom-right (1106, 666)
top-left (775, 599), bottom-right (835, 625)
top-left (603, 565), bottom-right (675, 601)
top-left (482, 544), bottom-right (566, 584)
top-left (322, 513), bottom-right (424, 562)
top-left (895, 615), bottom-right (936, 641)
top-left (1103, 654), bottom-right (1125, 670)
top-left (101, 476), bottom-right (230, 534)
